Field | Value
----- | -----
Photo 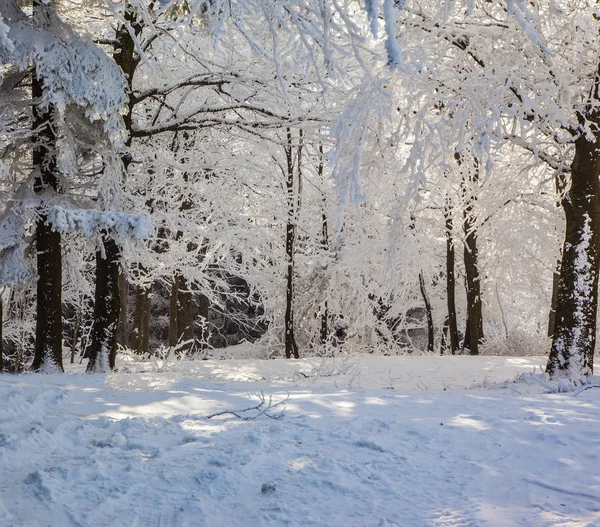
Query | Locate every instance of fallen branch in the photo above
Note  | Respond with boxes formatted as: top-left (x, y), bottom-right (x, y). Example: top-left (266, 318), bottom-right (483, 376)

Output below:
top-left (206, 392), bottom-right (289, 421)
top-left (572, 384), bottom-right (600, 397)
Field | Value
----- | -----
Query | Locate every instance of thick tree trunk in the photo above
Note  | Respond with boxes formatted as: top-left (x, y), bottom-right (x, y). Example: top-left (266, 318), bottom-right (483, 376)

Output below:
top-left (458, 156), bottom-right (484, 355)
top-left (0, 298), bottom-right (3, 373)
top-left (419, 272), bottom-right (434, 353)
top-left (89, 1), bottom-right (141, 368)
top-left (547, 111), bottom-right (600, 377)
top-left (87, 236), bottom-right (121, 372)
top-left (444, 201), bottom-right (459, 354)
top-left (31, 53), bottom-right (63, 372)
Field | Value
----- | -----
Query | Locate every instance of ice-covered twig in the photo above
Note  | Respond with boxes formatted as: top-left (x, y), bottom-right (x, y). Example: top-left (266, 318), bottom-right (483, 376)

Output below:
top-left (206, 392), bottom-right (289, 421)
top-left (521, 374), bottom-right (557, 393)
top-left (572, 384), bottom-right (600, 397)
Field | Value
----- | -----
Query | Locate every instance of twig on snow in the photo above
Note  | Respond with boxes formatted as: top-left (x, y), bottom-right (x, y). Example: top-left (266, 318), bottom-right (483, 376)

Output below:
top-left (206, 391), bottom-right (289, 421)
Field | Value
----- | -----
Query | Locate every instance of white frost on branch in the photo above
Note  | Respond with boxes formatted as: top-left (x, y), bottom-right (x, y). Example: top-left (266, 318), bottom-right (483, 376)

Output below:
top-left (46, 206), bottom-right (154, 242)
top-left (0, 3), bottom-right (128, 146)
top-left (365, 0), bottom-right (380, 37)
top-left (0, 210), bottom-right (31, 285)
top-left (0, 13), bottom-right (13, 56)
top-left (383, 0), bottom-right (402, 69)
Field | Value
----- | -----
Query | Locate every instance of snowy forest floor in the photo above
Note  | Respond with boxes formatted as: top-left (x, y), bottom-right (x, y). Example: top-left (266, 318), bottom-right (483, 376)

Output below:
top-left (1, 355), bottom-right (600, 527)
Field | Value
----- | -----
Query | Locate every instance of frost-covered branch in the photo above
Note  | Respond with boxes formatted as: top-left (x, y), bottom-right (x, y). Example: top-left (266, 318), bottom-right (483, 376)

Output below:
top-left (206, 392), bottom-right (288, 420)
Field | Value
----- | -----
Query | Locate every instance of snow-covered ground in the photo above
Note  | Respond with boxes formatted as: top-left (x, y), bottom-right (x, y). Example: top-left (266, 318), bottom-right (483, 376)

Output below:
top-left (1, 355), bottom-right (600, 527)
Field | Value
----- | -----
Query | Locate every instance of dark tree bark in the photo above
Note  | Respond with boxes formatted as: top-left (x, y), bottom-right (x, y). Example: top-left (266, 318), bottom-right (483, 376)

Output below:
top-left (86, 236), bottom-right (121, 372)
top-left (89, 1), bottom-right (142, 368)
top-left (31, 30), bottom-right (63, 371)
top-left (443, 199), bottom-right (459, 354)
top-left (132, 283), bottom-right (151, 355)
top-left (117, 273), bottom-right (128, 348)
top-left (547, 174), bottom-right (566, 339)
top-left (318, 144), bottom-right (329, 346)
top-left (284, 128), bottom-right (300, 359)
top-left (547, 72), bottom-right (600, 377)
top-left (458, 154), bottom-right (484, 355)
top-left (418, 272), bottom-right (434, 353)
top-left (177, 281), bottom-right (195, 346)
top-left (547, 266), bottom-right (560, 338)
top-left (70, 305), bottom-right (80, 364)
top-left (169, 273), bottom-right (180, 348)
top-left (0, 298), bottom-right (3, 373)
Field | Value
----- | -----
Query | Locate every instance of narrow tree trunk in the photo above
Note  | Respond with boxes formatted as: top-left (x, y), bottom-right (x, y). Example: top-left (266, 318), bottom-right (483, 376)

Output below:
top-left (198, 292), bottom-right (210, 349)
top-left (31, 45), bottom-right (63, 372)
top-left (87, 236), bottom-right (121, 372)
top-left (547, 104), bottom-right (600, 377)
top-left (117, 272), bottom-right (128, 348)
top-left (132, 284), bottom-right (151, 355)
top-left (177, 281), bottom-right (194, 348)
top-left (419, 272), bottom-right (434, 353)
top-left (444, 200), bottom-right (459, 354)
top-left (319, 144), bottom-right (329, 346)
top-left (169, 273), bottom-right (180, 348)
top-left (70, 306), bottom-right (80, 364)
top-left (142, 290), bottom-right (150, 355)
top-left (284, 128), bottom-right (299, 359)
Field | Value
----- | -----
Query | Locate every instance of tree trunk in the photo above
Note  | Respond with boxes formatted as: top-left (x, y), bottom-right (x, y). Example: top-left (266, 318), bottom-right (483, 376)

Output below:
top-left (31, 49), bottom-right (63, 372)
top-left (117, 272), bottom-right (128, 348)
top-left (132, 284), bottom-right (151, 355)
top-left (89, 1), bottom-right (141, 367)
top-left (86, 236), bottom-right (121, 372)
top-left (444, 200), bottom-right (459, 354)
top-left (0, 298), bottom-right (3, 373)
top-left (142, 290), bottom-right (150, 355)
top-left (319, 144), bottom-right (329, 346)
top-left (70, 305), bottom-right (80, 364)
top-left (547, 265), bottom-right (560, 338)
top-left (419, 272), bottom-right (434, 353)
top-left (169, 273), bottom-right (180, 348)
top-left (458, 155), bottom-right (484, 355)
top-left (178, 281), bottom-right (194, 344)
top-left (546, 100), bottom-right (600, 377)
top-left (284, 128), bottom-right (299, 359)
top-left (198, 292), bottom-right (210, 349)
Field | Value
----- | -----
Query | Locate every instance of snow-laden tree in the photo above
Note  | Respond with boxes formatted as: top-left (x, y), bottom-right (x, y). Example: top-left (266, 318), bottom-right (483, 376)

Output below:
top-left (343, 1), bottom-right (600, 376)
top-left (0, 0), bottom-right (157, 371)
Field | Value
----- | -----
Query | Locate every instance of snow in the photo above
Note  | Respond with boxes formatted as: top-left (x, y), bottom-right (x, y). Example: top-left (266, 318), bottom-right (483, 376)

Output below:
top-left (46, 206), bottom-right (154, 241)
top-left (1, 4), bottom-right (128, 145)
top-left (2, 355), bottom-right (600, 526)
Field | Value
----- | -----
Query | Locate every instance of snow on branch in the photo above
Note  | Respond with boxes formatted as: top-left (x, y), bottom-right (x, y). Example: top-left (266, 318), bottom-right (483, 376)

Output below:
top-left (0, 210), bottom-right (31, 285)
top-left (1, 5), bottom-right (128, 146)
top-left (0, 14), bottom-right (13, 57)
top-left (206, 392), bottom-right (288, 421)
top-left (45, 206), bottom-right (154, 241)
